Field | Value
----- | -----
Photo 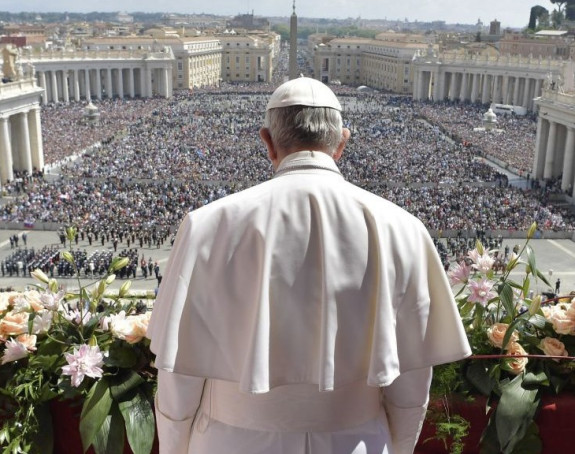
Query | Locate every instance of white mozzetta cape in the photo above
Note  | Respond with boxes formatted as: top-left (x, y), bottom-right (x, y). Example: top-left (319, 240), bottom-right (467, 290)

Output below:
top-left (148, 151), bottom-right (471, 394)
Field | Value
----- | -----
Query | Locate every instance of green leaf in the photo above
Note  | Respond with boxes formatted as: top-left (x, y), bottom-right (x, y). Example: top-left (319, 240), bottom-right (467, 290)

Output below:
top-left (109, 370), bottom-right (144, 401)
top-left (528, 314), bottom-right (547, 330)
top-left (466, 361), bottom-right (497, 396)
top-left (495, 374), bottom-right (540, 454)
top-left (106, 343), bottom-right (138, 369)
top-left (535, 270), bottom-right (551, 289)
top-left (118, 390), bottom-right (155, 454)
top-left (91, 403), bottom-right (125, 454)
top-left (499, 283), bottom-right (515, 319)
top-left (522, 277), bottom-right (531, 302)
top-left (502, 317), bottom-right (525, 351)
top-left (526, 246), bottom-right (537, 277)
top-left (509, 422), bottom-right (542, 454)
top-left (523, 371), bottom-right (549, 387)
top-left (80, 379), bottom-right (114, 452)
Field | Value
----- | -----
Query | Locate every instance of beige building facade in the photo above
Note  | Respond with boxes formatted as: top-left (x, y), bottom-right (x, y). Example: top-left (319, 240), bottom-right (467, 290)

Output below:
top-left (312, 33), bottom-right (431, 94)
top-left (412, 51), bottom-right (574, 112)
top-left (0, 60), bottom-right (44, 183)
top-left (219, 33), bottom-right (278, 83)
top-left (500, 31), bottom-right (572, 60)
top-left (172, 37), bottom-right (222, 89)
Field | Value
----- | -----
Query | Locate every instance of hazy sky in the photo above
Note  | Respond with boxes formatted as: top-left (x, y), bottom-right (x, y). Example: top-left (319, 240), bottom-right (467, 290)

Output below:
top-left (4, 0), bottom-right (560, 29)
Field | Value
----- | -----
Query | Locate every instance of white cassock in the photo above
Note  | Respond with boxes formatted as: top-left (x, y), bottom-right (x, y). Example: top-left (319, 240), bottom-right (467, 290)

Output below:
top-left (147, 151), bottom-right (471, 454)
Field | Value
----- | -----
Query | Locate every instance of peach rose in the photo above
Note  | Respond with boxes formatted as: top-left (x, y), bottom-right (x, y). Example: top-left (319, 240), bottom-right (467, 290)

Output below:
top-left (111, 313), bottom-right (150, 344)
top-left (504, 341), bottom-right (528, 375)
top-left (550, 310), bottom-right (575, 335)
top-left (541, 306), bottom-right (554, 320)
top-left (16, 334), bottom-right (37, 351)
top-left (487, 323), bottom-right (519, 349)
top-left (539, 337), bottom-right (568, 360)
top-left (0, 311), bottom-right (29, 336)
top-left (566, 301), bottom-right (575, 320)
top-left (0, 292), bottom-right (16, 313)
top-left (23, 290), bottom-right (44, 312)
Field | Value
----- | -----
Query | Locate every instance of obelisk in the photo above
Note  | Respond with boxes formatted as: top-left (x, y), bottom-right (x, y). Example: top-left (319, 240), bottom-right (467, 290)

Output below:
top-left (289, 0), bottom-right (298, 80)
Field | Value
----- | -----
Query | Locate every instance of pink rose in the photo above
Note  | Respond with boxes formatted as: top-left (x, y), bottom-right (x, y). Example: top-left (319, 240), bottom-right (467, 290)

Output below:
top-left (487, 323), bottom-right (518, 349)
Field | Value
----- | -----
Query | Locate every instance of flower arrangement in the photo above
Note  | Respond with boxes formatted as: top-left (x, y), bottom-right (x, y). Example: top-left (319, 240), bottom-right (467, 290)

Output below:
top-left (0, 227), bottom-right (157, 454)
top-left (427, 222), bottom-right (575, 454)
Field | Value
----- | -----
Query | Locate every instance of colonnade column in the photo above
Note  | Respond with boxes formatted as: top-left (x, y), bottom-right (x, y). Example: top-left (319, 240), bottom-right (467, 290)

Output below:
top-left (439, 72), bottom-right (448, 101)
top-left (459, 73), bottom-right (468, 101)
top-left (493, 76), bottom-right (500, 104)
top-left (106, 69), bottom-right (113, 98)
top-left (522, 78), bottom-right (532, 109)
top-left (481, 74), bottom-right (490, 104)
top-left (412, 68), bottom-right (420, 100)
top-left (470, 73), bottom-right (479, 103)
top-left (117, 69), bottom-right (124, 99)
top-left (448, 72), bottom-right (458, 101)
top-left (96, 69), bottom-right (102, 100)
top-left (73, 70), bottom-right (81, 101)
top-left (39, 71), bottom-right (48, 105)
top-left (62, 70), bottom-right (70, 103)
top-left (140, 68), bottom-right (146, 97)
top-left (51, 71), bottom-right (59, 103)
top-left (533, 117), bottom-right (547, 179)
top-left (165, 68), bottom-right (172, 98)
top-left (84, 69), bottom-right (91, 101)
top-left (502, 76), bottom-right (510, 104)
top-left (562, 127), bottom-right (575, 193)
top-left (162, 68), bottom-right (170, 98)
top-left (0, 117), bottom-right (13, 183)
top-left (128, 68), bottom-right (135, 98)
top-left (432, 70), bottom-right (441, 101)
top-left (17, 112), bottom-right (33, 175)
top-left (544, 121), bottom-right (557, 180)
top-left (512, 76), bottom-right (520, 105)
top-left (534, 79), bottom-right (543, 99)
top-left (28, 108), bottom-right (44, 173)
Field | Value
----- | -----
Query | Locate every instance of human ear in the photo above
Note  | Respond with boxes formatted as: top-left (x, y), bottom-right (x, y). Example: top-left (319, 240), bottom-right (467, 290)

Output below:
top-left (333, 128), bottom-right (351, 161)
top-left (260, 127), bottom-right (278, 165)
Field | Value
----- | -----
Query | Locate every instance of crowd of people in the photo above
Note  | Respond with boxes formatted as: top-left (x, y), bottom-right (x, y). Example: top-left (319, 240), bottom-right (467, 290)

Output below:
top-left (419, 102), bottom-right (538, 174)
top-left (1, 83), bottom-right (574, 277)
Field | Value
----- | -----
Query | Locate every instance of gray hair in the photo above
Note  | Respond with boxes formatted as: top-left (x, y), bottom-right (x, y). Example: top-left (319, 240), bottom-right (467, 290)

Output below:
top-left (264, 106), bottom-right (343, 155)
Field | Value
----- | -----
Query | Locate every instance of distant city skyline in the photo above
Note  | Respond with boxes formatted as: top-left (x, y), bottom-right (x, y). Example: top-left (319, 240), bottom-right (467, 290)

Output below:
top-left (3, 0), bottom-right (560, 29)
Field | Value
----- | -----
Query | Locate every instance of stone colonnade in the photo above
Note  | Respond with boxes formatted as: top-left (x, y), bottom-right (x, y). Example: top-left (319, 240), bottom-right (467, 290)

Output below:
top-left (36, 65), bottom-right (171, 104)
top-left (413, 68), bottom-right (545, 111)
top-left (0, 107), bottom-right (43, 183)
top-left (533, 103), bottom-right (575, 197)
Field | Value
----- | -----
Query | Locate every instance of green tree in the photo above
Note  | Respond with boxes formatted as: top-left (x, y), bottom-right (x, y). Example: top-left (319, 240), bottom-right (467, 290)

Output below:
top-left (550, 0), bottom-right (575, 20)
top-left (528, 6), bottom-right (549, 29)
